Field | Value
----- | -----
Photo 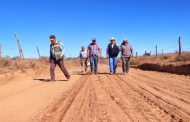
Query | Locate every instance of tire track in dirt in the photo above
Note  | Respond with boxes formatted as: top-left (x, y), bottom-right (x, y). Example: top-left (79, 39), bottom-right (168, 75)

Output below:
top-left (130, 71), bottom-right (190, 100)
top-left (132, 70), bottom-right (190, 91)
top-left (129, 73), bottom-right (190, 105)
top-left (117, 75), bottom-right (190, 122)
top-left (34, 74), bottom-right (132, 122)
top-left (62, 75), bottom-right (113, 122)
top-left (125, 72), bottom-right (190, 113)
top-left (33, 75), bottom-right (90, 122)
top-left (103, 74), bottom-right (169, 122)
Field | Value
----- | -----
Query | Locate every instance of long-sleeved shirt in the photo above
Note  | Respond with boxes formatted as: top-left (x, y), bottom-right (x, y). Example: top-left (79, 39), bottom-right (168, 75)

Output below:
top-left (120, 43), bottom-right (133, 57)
top-left (50, 41), bottom-right (64, 60)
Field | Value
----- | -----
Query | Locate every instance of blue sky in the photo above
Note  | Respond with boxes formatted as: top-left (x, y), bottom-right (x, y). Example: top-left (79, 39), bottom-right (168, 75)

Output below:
top-left (0, 0), bottom-right (190, 58)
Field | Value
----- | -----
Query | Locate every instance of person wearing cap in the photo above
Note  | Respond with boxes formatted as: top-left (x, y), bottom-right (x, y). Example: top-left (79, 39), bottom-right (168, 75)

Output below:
top-left (106, 37), bottom-right (120, 75)
top-left (49, 35), bottom-right (70, 81)
top-left (120, 39), bottom-right (133, 74)
top-left (79, 46), bottom-right (88, 73)
top-left (87, 38), bottom-right (102, 75)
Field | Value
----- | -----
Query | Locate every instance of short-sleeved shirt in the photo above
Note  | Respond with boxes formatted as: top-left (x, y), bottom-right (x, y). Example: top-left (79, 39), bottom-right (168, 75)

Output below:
top-left (80, 50), bottom-right (87, 59)
top-left (88, 43), bottom-right (102, 56)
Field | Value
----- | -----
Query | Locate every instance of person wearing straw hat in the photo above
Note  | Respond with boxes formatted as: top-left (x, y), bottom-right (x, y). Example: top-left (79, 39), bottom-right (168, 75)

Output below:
top-left (79, 46), bottom-right (88, 73)
top-left (106, 37), bottom-right (120, 75)
top-left (120, 39), bottom-right (133, 75)
top-left (87, 38), bottom-right (102, 75)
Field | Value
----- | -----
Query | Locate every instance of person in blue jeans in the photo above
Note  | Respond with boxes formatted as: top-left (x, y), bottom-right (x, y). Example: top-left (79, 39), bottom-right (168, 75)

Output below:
top-left (106, 37), bottom-right (120, 75)
top-left (87, 38), bottom-right (102, 75)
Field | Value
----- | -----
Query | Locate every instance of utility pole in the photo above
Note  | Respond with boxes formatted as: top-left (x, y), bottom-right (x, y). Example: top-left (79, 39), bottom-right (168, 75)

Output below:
top-left (136, 52), bottom-right (138, 59)
top-left (162, 49), bottom-right (164, 55)
top-left (178, 36), bottom-right (182, 56)
top-left (36, 46), bottom-right (41, 58)
top-left (14, 33), bottom-right (24, 59)
top-left (156, 45), bottom-right (158, 59)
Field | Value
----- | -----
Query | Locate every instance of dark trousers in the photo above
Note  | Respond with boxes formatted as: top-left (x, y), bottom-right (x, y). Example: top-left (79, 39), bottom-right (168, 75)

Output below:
top-left (90, 55), bottom-right (98, 73)
top-left (50, 59), bottom-right (70, 80)
top-left (122, 57), bottom-right (130, 73)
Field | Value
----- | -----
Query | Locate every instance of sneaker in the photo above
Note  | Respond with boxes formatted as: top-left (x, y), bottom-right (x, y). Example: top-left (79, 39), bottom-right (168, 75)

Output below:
top-left (110, 72), bottom-right (113, 75)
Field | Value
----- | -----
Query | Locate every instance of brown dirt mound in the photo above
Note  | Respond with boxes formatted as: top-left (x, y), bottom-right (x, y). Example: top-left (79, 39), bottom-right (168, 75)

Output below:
top-left (138, 63), bottom-right (190, 75)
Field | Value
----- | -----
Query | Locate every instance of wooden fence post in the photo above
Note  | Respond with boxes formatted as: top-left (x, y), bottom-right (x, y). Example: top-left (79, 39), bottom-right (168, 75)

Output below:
top-left (178, 36), bottom-right (182, 56)
top-left (36, 46), bottom-right (41, 58)
top-left (136, 52), bottom-right (138, 59)
top-left (15, 33), bottom-right (24, 59)
top-left (156, 45), bottom-right (158, 59)
top-left (145, 51), bottom-right (147, 60)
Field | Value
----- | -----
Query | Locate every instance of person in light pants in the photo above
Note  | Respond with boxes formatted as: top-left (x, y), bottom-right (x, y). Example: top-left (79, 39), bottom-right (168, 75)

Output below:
top-left (79, 46), bottom-right (88, 73)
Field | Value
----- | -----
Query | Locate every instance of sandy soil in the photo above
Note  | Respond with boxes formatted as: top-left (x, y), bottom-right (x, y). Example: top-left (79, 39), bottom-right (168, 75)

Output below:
top-left (0, 62), bottom-right (190, 122)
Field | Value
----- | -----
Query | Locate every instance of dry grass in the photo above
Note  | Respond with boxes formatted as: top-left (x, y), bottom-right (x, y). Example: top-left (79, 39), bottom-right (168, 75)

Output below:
top-left (133, 52), bottom-right (190, 75)
top-left (131, 52), bottom-right (190, 66)
top-left (0, 52), bottom-right (189, 74)
top-left (0, 57), bottom-right (49, 74)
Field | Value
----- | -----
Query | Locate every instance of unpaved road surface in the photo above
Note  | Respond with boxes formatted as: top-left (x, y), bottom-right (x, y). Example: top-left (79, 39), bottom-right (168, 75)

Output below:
top-left (0, 63), bottom-right (190, 122)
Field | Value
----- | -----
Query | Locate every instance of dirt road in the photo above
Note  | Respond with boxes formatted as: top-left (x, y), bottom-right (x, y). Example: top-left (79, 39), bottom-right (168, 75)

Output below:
top-left (0, 63), bottom-right (190, 122)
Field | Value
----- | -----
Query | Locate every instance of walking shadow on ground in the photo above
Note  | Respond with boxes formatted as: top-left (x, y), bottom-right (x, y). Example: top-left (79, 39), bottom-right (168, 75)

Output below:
top-left (33, 79), bottom-right (68, 82)
top-left (98, 72), bottom-right (124, 75)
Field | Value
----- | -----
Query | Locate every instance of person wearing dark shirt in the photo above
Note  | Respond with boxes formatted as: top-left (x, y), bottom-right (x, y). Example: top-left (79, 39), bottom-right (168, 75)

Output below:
top-left (106, 37), bottom-right (120, 75)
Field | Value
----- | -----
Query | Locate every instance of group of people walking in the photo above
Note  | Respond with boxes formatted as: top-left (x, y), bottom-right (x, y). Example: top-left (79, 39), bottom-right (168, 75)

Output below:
top-left (49, 35), bottom-right (133, 81)
top-left (80, 37), bottom-right (133, 75)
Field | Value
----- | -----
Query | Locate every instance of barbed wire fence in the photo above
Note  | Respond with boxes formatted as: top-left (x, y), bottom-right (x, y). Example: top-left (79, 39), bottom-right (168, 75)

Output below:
top-left (0, 35), bottom-right (189, 60)
top-left (0, 45), bottom-right (43, 59)
top-left (134, 36), bottom-right (190, 59)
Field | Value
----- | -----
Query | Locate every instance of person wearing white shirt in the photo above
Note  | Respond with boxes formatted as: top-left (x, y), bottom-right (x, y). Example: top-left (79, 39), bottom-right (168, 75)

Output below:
top-left (79, 46), bottom-right (88, 73)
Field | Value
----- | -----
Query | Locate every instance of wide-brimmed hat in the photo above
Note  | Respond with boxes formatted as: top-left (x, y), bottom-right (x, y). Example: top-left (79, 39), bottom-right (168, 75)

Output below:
top-left (110, 37), bottom-right (116, 41)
